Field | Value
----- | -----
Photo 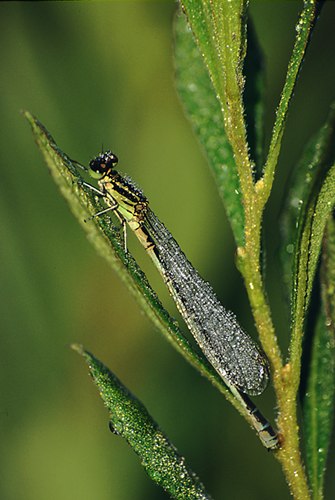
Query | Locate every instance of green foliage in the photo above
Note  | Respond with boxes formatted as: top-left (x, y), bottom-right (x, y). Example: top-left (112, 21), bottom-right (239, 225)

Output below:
top-left (263, 0), bottom-right (323, 200)
top-left (23, 110), bottom-right (245, 412)
top-left (280, 104), bottom-right (335, 398)
top-left (180, 0), bottom-right (252, 218)
top-left (303, 218), bottom-right (335, 500)
top-left (174, 12), bottom-right (245, 246)
top-left (281, 105), bottom-right (335, 294)
top-left (25, 1), bottom-right (335, 499)
top-left (72, 344), bottom-right (212, 500)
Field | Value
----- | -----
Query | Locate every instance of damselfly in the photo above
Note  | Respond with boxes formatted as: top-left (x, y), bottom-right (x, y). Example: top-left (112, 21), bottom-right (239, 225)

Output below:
top-left (82, 151), bottom-right (278, 449)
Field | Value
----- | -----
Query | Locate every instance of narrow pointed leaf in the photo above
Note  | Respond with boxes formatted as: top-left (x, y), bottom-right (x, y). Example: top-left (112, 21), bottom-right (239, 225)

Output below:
top-left (180, 0), bottom-right (248, 111)
top-left (24, 111), bottom-right (268, 428)
top-left (286, 108), bottom-right (335, 389)
top-left (281, 104), bottom-right (335, 295)
top-left (263, 1), bottom-right (323, 196)
top-left (180, 0), bottom-right (253, 204)
top-left (25, 112), bottom-right (279, 449)
top-left (23, 111), bottom-right (231, 395)
top-left (292, 161), bottom-right (335, 324)
top-left (72, 345), bottom-right (212, 500)
top-left (303, 217), bottom-right (335, 500)
top-left (174, 12), bottom-right (245, 246)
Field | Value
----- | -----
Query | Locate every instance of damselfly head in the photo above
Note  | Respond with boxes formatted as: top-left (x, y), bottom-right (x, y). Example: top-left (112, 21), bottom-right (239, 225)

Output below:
top-left (89, 150), bottom-right (118, 179)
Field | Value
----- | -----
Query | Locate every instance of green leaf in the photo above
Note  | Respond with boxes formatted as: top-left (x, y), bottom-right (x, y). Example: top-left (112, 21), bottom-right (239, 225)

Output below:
top-left (303, 217), bottom-right (335, 500)
top-left (180, 0), bottom-right (253, 211)
top-left (293, 158), bottom-right (335, 319)
top-left (174, 11), bottom-right (245, 246)
top-left (286, 107), bottom-right (335, 390)
top-left (24, 110), bottom-right (261, 424)
top-left (263, 1), bottom-right (323, 199)
top-left (23, 111), bottom-right (225, 390)
top-left (180, 0), bottom-right (248, 112)
top-left (281, 104), bottom-right (335, 295)
top-left (72, 345), bottom-right (212, 500)
top-left (24, 111), bottom-right (278, 449)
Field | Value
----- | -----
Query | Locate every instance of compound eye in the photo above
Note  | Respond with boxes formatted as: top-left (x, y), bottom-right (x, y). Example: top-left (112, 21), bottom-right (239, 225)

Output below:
top-left (88, 157), bottom-right (105, 179)
top-left (105, 151), bottom-right (118, 167)
top-left (88, 151), bottom-right (118, 179)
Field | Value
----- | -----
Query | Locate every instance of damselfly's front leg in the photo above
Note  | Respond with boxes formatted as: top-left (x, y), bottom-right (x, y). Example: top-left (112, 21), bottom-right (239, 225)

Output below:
top-left (82, 181), bottom-right (128, 253)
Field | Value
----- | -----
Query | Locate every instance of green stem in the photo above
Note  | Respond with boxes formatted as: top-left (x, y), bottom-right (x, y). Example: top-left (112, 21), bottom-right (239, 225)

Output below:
top-left (276, 394), bottom-right (311, 499)
top-left (237, 194), bottom-right (311, 499)
top-left (232, 5), bottom-right (322, 498)
top-left (233, 3), bottom-right (321, 498)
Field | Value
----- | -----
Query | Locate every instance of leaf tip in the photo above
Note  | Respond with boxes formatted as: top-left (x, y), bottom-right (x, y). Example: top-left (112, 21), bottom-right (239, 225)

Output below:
top-left (70, 343), bottom-right (96, 368)
top-left (70, 342), bottom-right (85, 356)
top-left (21, 109), bottom-right (34, 122)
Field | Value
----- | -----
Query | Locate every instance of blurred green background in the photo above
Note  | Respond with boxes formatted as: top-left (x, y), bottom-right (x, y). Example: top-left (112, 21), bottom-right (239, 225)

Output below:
top-left (1, 2), bottom-right (335, 499)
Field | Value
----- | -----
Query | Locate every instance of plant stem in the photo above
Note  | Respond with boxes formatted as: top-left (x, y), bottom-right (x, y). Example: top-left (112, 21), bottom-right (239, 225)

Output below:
top-left (276, 383), bottom-right (311, 499)
top-left (226, 42), bottom-right (312, 497)
top-left (227, 70), bottom-right (311, 498)
top-left (237, 209), bottom-right (310, 499)
top-left (231, 3), bottom-right (322, 497)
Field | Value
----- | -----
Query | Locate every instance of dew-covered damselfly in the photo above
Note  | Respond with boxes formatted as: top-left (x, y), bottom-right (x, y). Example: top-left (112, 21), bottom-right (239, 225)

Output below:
top-left (82, 150), bottom-right (278, 450)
